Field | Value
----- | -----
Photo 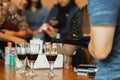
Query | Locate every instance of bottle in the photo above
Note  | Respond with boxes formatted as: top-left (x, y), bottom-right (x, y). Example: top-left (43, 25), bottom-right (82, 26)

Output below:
top-left (55, 33), bottom-right (63, 54)
top-left (52, 43), bottom-right (57, 53)
top-left (52, 36), bottom-right (90, 48)
top-left (9, 48), bottom-right (15, 66)
top-left (5, 42), bottom-right (12, 65)
top-left (56, 33), bottom-right (61, 39)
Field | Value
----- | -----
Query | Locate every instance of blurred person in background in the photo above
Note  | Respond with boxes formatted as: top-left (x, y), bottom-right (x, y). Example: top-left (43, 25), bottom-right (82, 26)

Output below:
top-left (62, 0), bottom-right (92, 69)
top-left (44, 0), bottom-right (79, 42)
top-left (25, 0), bottom-right (48, 40)
top-left (0, 0), bottom-right (31, 52)
top-left (0, 0), bottom-right (55, 58)
top-left (88, 0), bottom-right (120, 79)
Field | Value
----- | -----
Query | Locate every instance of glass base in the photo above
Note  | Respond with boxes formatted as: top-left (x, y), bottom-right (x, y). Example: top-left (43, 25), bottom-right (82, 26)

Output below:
top-left (45, 71), bottom-right (57, 77)
top-left (26, 71), bottom-right (38, 77)
top-left (16, 69), bottom-right (27, 74)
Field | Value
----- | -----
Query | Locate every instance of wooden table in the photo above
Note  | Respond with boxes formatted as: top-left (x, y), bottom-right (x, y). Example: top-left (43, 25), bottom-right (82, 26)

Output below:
top-left (0, 60), bottom-right (93, 80)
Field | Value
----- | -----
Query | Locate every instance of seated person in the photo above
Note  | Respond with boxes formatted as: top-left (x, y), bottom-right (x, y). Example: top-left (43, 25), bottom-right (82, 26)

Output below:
top-left (62, 5), bottom-right (91, 69)
top-left (0, 0), bottom-right (31, 52)
top-left (0, 0), bottom-right (56, 59)
top-left (25, 0), bottom-right (48, 40)
top-left (44, 0), bottom-right (79, 41)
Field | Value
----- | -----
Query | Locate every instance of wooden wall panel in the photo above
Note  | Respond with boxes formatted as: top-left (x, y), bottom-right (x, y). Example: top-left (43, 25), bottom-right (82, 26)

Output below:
top-left (41, 0), bottom-right (88, 10)
top-left (75, 0), bottom-right (88, 8)
top-left (41, 0), bottom-right (57, 11)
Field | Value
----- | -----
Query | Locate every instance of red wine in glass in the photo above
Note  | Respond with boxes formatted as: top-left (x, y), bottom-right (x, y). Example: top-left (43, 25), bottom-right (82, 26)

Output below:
top-left (46, 54), bottom-right (57, 63)
top-left (17, 54), bottom-right (26, 61)
top-left (27, 53), bottom-right (38, 62)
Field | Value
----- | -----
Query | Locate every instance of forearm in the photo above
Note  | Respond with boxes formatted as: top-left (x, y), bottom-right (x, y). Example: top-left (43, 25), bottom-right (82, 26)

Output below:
top-left (14, 30), bottom-right (33, 38)
top-left (0, 32), bottom-right (26, 43)
top-left (0, 32), bottom-right (12, 41)
top-left (13, 31), bottom-right (26, 37)
top-left (32, 29), bottom-right (42, 36)
top-left (88, 26), bottom-right (115, 59)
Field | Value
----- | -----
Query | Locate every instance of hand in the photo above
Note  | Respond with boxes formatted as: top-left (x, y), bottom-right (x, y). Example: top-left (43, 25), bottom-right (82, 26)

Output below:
top-left (46, 29), bottom-right (58, 38)
top-left (39, 23), bottom-right (58, 33)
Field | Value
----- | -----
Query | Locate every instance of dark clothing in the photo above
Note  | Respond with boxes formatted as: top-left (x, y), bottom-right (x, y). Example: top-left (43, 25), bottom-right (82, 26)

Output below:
top-left (45, 5), bottom-right (79, 41)
top-left (46, 5), bottom-right (78, 35)
top-left (65, 9), bottom-right (83, 39)
top-left (0, 23), bottom-right (19, 31)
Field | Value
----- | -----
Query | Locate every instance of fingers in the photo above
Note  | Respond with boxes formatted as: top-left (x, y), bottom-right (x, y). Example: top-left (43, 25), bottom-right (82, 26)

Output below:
top-left (42, 23), bottom-right (58, 32)
top-left (46, 23), bottom-right (55, 31)
top-left (46, 29), bottom-right (57, 38)
top-left (11, 36), bottom-right (27, 43)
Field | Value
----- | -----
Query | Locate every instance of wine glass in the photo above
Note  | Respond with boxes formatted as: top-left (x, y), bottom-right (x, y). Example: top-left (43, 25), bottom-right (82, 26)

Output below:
top-left (44, 42), bottom-right (58, 77)
top-left (26, 43), bottom-right (40, 77)
top-left (15, 42), bottom-right (27, 73)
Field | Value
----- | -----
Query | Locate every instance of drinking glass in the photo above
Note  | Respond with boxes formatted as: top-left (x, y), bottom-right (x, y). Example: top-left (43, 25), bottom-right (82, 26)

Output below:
top-left (44, 42), bottom-right (58, 77)
top-left (15, 42), bottom-right (27, 73)
top-left (26, 43), bottom-right (40, 77)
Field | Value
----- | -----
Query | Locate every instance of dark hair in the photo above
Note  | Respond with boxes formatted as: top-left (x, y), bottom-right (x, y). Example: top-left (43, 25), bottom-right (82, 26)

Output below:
top-left (69, 0), bottom-right (76, 7)
top-left (57, 0), bottom-right (77, 8)
top-left (26, 0), bottom-right (42, 9)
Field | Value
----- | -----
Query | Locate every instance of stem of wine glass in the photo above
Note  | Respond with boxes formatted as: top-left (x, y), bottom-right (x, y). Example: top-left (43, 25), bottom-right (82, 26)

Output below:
top-left (21, 60), bottom-right (25, 70)
top-left (21, 60), bottom-right (24, 70)
top-left (30, 62), bottom-right (34, 73)
top-left (49, 62), bottom-right (54, 73)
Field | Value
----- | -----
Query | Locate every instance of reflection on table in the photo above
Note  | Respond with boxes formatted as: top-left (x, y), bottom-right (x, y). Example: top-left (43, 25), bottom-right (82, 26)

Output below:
top-left (0, 60), bottom-right (93, 80)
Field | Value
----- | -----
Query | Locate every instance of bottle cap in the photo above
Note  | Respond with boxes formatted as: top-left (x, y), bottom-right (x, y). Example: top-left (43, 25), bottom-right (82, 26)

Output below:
top-left (7, 42), bottom-right (12, 48)
top-left (56, 33), bottom-right (61, 39)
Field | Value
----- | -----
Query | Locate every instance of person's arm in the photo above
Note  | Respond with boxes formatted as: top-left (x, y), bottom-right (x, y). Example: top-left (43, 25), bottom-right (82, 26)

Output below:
top-left (3, 28), bottom-right (33, 39)
top-left (32, 23), bottom-right (58, 38)
top-left (0, 32), bottom-right (27, 43)
top-left (89, 26), bottom-right (115, 59)
top-left (88, 0), bottom-right (119, 59)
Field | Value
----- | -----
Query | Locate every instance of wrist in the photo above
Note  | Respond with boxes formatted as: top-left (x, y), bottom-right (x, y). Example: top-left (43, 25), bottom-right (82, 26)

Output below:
top-left (38, 28), bottom-right (43, 33)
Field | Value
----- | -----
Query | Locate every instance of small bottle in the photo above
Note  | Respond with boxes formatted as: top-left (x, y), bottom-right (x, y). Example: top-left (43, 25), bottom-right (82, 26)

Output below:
top-left (56, 33), bottom-right (63, 54)
top-left (52, 43), bottom-right (57, 53)
top-left (9, 48), bottom-right (15, 66)
top-left (56, 33), bottom-right (61, 39)
top-left (5, 42), bottom-right (12, 65)
top-left (44, 42), bottom-right (51, 54)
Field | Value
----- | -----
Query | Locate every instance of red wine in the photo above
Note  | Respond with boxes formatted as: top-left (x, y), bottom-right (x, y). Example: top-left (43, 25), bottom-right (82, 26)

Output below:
top-left (46, 54), bottom-right (57, 62)
top-left (17, 54), bottom-right (26, 60)
top-left (27, 54), bottom-right (38, 61)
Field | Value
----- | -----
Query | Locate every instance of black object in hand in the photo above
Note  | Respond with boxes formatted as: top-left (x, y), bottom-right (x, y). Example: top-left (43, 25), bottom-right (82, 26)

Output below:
top-left (52, 36), bottom-right (90, 48)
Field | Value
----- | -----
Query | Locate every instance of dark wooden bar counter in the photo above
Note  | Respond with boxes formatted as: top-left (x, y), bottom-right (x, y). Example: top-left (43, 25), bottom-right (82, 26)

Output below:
top-left (0, 60), bottom-right (93, 80)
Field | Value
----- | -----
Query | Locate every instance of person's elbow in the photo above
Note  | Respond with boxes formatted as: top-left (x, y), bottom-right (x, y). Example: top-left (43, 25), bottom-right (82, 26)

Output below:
top-left (92, 49), bottom-right (111, 59)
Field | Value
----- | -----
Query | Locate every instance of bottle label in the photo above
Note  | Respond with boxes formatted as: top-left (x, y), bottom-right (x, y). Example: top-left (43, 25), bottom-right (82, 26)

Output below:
top-left (9, 48), bottom-right (15, 66)
top-left (10, 54), bottom-right (15, 66)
